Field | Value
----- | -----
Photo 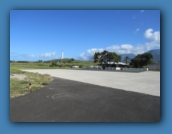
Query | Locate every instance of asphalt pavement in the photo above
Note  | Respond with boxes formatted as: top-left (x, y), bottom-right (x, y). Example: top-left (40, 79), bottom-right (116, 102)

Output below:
top-left (10, 77), bottom-right (160, 122)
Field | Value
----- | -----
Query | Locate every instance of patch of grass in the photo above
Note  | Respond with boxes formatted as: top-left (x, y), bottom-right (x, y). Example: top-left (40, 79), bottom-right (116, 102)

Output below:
top-left (10, 60), bottom-right (95, 98)
top-left (10, 68), bottom-right (53, 98)
top-left (10, 60), bottom-right (95, 70)
top-left (10, 68), bottom-right (24, 74)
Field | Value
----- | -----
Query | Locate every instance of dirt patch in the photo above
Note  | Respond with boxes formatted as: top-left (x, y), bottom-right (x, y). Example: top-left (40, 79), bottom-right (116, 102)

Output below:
top-left (10, 74), bottom-right (26, 80)
top-left (43, 74), bottom-right (51, 77)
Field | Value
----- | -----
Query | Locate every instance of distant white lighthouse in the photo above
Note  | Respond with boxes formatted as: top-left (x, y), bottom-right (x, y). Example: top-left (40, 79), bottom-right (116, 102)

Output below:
top-left (61, 50), bottom-right (64, 59)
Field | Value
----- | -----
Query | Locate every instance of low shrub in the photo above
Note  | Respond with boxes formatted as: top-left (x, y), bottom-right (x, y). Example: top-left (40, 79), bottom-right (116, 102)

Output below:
top-left (49, 65), bottom-right (54, 67)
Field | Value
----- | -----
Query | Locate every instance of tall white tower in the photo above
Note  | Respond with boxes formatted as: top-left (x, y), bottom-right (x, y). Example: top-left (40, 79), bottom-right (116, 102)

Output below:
top-left (61, 50), bottom-right (64, 59)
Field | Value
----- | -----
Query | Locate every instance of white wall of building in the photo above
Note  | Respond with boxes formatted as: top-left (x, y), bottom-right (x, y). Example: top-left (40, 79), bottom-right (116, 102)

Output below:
top-left (148, 63), bottom-right (160, 70)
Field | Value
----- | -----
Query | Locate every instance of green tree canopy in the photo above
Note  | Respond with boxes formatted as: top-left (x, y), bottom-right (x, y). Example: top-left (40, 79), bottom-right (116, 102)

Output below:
top-left (130, 53), bottom-right (153, 68)
top-left (93, 50), bottom-right (121, 63)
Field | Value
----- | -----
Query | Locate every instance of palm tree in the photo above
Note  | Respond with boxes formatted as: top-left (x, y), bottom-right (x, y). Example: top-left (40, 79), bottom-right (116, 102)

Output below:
top-left (123, 56), bottom-right (130, 64)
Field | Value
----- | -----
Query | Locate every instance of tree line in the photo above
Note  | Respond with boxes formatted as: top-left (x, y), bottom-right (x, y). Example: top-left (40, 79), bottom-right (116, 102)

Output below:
top-left (93, 50), bottom-right (121, 63)
top-left (10, 51), bottom-right (154, 68)
top-left (92, 50), bottom-right (153, 68)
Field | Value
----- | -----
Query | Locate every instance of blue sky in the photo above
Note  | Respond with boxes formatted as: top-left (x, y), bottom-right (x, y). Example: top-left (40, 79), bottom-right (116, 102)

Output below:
top-left (10, 10), bottom-right (160, 61)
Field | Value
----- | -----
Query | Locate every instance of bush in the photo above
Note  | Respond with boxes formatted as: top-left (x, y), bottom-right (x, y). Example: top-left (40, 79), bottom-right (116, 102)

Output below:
top-left (143, 66), bottom-right (148, 68)
top-left (38, 64), bottom-right (45, 66)
top-left (49, 62), bottom-right (58, 67)
top-left (56, 64), bottom-right (61, 67)
top-left (127, 65), bottom-right (133, 68)
top-left (52, 62), bottom-right (57, 66)
top-left (49, 65), bottom-right (54, 67)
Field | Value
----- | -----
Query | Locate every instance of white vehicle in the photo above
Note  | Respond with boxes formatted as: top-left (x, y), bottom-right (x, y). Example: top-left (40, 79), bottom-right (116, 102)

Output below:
top-left (72, 66), bottom-right (79, 68)
top-left (87, 66), bottom-right (94, 69)
top-left (94, 66), bottom-right (102, 69)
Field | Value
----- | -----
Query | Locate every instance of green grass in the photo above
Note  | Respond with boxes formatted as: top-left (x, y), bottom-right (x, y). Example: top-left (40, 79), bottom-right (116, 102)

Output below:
top-left (10, 67), bottom-right (53, 98)
top-left (10, 61), bottom-right (96, 98)
top-left (10, 60), bottom-right (96, 70)
top-left (10, 63), bottom-right (56, 69)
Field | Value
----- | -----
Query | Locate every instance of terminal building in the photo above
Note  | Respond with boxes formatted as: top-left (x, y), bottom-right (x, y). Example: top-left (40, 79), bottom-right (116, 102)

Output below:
top-left (99, 62), bottom-right (129, 70)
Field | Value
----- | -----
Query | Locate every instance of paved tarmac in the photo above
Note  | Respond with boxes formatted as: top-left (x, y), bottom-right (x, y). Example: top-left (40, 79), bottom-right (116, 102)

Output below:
top-left (10, 77), bottom-right (160, 122)
top-left (22, 69), bottom-right (160, 96)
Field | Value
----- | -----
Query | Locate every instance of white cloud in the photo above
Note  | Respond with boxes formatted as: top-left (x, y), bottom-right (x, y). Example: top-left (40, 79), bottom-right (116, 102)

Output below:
top-left (40, 52), bottom-right (56, 57)
top-left (144, 29), bottom-right (160, 42)
top-left (121, 44), bottom-right (133, 49)
top-left (79, 48), bottom-right (104, 60)
top-left (26, 54), bottom-right (36, 57)
top-left (79, 28), bottom-right (160, 60)
top-left (10, 53), bottom-right (37, 61)
top-left (106, 44), bottom-right (134, 54)
top-left (145, 41), bottom-right (160, 50)
top-left (22, 52), bottom-right (57, 58)
top-left (10, 51), bottom-right (57, 61)
top-left (106, 45), bottom-right (120, 50)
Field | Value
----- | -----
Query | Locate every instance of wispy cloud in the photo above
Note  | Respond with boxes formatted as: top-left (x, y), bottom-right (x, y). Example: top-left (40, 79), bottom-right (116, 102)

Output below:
top-left (132, 16), bottom-right (136, 19)
top-left (79, 28), bottom-right (160, 60)
top-left (141, 10), bottom-right (144, 13)
top-left (40, 52), bottom-right (56, 57)
top-left (26, 54), bottom-right (36, 58)
top-left (133, 28), bottom-right (140, 34)
top-left (10, 53), bottom-right (37, 60)
top-left (10, 51), bottom-right (57, 60)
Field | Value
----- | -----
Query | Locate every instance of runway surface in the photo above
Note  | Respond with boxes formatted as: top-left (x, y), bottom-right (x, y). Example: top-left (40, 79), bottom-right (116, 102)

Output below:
top-left (10, 70), bottom-right (160, 122)
top-left (22, 69), bottom-right (160, 96)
